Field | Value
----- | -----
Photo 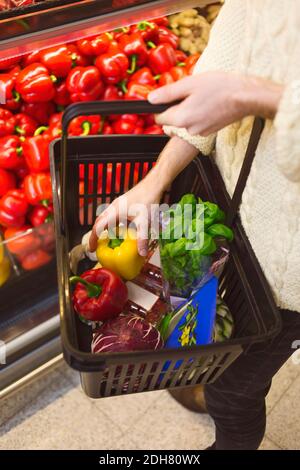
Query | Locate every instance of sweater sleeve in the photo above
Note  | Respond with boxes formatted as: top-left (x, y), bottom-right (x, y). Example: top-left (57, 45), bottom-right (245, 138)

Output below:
top-left (163, 0), bottom-right (247, 155)
top-left (274, 80), bottom-right (300, 182)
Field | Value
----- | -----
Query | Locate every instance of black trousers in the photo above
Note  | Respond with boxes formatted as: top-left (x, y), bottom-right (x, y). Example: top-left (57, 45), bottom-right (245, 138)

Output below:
top-left (205, 309), bottom-right (300, 450)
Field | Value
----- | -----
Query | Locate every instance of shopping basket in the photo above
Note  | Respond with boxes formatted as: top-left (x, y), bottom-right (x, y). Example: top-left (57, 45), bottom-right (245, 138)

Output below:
top-left (50, 100), bottom-right (281, 399)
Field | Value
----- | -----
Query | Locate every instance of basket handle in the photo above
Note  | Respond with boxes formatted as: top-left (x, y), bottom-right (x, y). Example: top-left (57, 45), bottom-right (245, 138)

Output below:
top-left (60, 100), bottom-right (176, 234)
top-left (226, 117), bottom-right (265, 225)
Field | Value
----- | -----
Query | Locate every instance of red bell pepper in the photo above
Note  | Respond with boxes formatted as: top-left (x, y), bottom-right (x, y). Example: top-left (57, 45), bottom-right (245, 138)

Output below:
top-left (4, 225), bottom-right (41, 257)
top-left (0, 135), bottom-right (24, 170)
top-left (118, 32), bottom-right (148, 73)
top-left (66, 44), bottom-right (91, 67)
top-left (36, 221), bottom-right (55, 252)
top-left (54, 81), bottom-right (70, 107)
top-left (22, 50), bottom-right (41, 67)
top-left (23, 134), bottom-right (50, 173)
top-left (0, 108), bottom-right (16, 137)
top-left (175, 50), bottom-right (188, 63)
top-left (14, 113), bottom-right (38, 136)
top-left (0, 56), bottom-right (20, 71)
top-left (39, 45), bottom-right (72, 78)
top-left (77, 33), bottom-right (112, 56)
top-left (21, 249), bottom-right (52, 271)
top-left (102, 84), bottom-right (123, 101)
top-left (9, 65), bottom-right (21, 80)
top-left (95, 45), bottom-right (129, 85)
top-left (21, 101), bottom-right (55, 125)
top-left (70, 268), bottom-right (128, 322)
top-left (152, 16), bottom-right (169, 27)
top-left (16, 63), bottom-right (56, 103)
top-left (66, 66), bottom-right (104, 102)
top-left (112, 119), bottom-right (136, 134)
top-left (15, 163), bottom-right (29, 181)
top-left (43, 113), bottom-right (62, 140)
top-left (0, 74), bottom-right (21, 111)
top-left (144, 124), bottom-right (164, 135)
top-left (158, 65), bottom-right (188, 86)
top-left (148, 43), bottom-right (177, 74)
top-left (29, 204), bottom-right (53, 227)
top-left (124, 82), bottom-right (155, 100)
top-left (130, 21), bottom-right (158, 42)
top-left (130, 66), bottom-right (156, 86)
top-left (102, 122), bottom-right (114, 134)
top-left (185, 53), bottom-right (201, 74)
top-left (157, 26), bottom-right (179, 50)
top-left (0, 168), bottom-right (16, 196)
top-left (0, 189), bottom-right (28, 228)
top-left (24, 172), bottom-right (52, 205)
top-left (69, 115), bottom-right (102, 136)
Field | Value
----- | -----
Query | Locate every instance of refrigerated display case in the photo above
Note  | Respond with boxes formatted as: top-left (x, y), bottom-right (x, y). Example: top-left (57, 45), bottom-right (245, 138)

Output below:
top-left (0, 0), bottom-right (218, 394)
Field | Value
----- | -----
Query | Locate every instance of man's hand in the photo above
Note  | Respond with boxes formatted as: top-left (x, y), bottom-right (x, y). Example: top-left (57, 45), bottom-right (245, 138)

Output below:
top-left (148, 71), bottom-right (283, 135)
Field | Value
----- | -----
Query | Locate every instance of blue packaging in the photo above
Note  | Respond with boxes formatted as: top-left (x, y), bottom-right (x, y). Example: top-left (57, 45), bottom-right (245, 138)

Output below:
top-left (164, 275), bottom-right (218, 348)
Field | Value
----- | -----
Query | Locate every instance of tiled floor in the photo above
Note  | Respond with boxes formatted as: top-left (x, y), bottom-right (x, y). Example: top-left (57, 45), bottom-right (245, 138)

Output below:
top-left (0, 354), bottom-right (299, 450)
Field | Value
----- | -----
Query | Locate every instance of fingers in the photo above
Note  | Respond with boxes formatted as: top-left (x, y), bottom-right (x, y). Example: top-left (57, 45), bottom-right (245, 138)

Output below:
top-left (137, 238), bottom-right (149, 257)
top-left (133, 214), bottom-right (149, 257)
top-left (88, 206), bottom-right (118, 252)
top-left (148, 76), bottom-right (194, 104)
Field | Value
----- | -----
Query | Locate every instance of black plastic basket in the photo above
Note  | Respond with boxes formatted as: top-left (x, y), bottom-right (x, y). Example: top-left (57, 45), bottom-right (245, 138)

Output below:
top-left (50, 101), bottom-right (281, 399)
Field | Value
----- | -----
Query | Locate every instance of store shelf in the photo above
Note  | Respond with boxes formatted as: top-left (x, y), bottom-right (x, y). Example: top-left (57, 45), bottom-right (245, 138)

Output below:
top-left (0, 0), bottom-right (213, 57)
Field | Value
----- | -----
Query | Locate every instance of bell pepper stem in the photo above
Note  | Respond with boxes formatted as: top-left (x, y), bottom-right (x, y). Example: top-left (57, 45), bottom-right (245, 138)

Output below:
top-left (147, 41), bottom-right (156, 49)
top-left (105, 32), bottom-right (113, 40)
top-left (40, 199), bottom-right (49, 207)
top-left (69, 276), bottom-right (102, 298)
top-left (138, 21), bottom-right (155, 31)
top-left (16, 146), bottom-right (23, 155)
top-left (34, 126), bottom-right (48, 136)
top-left (154, 74), bottom-right (161, 80)
top-left (118, 79), bottom-right (128, 94)
top-left (71, 53), bottom-right (77, 68)
top-left (50, 75), bottom-right (57, 84)
top-left (15, 125), bottom-right (25, 136)
top-left (177, 62), bottom-right (186, 67)
top-left (12, 90), bottom-right (20, 102)
top-left (81, 121), bottom-right (91, 136)
top-left (127, 54), bottom-right (137, 74)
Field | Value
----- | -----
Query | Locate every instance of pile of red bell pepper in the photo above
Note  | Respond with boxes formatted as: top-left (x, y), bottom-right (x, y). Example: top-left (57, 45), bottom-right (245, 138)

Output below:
top-left (0, 16), bottom-right (200, 273)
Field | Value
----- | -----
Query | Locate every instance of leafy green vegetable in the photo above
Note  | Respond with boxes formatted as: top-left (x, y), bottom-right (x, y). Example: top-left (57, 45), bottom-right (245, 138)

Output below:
top-left (207, 223), bottom-right (234, 242)
top-left (159, 192), bottom-right (232, 297)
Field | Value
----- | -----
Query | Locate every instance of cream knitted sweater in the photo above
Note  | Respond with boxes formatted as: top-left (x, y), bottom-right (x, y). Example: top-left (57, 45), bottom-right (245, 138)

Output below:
top-left (164, 0), bottom-right (300, 312)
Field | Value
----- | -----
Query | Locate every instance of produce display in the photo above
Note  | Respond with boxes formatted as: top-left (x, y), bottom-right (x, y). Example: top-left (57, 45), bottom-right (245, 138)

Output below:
top-left (0, 15), bottom-right (200, 286)
top-left (159, 193), bottom-right (233, 297)
top-left (169, 9), bottom-right (211, 55)
top-left (168, 3), bottom-right (223, 55)
top-left (0, 0), bottom-right (36, 10)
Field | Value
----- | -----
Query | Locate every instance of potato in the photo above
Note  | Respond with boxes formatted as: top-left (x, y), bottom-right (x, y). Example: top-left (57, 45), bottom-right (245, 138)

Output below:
top-left (180, 26), bottom-right (193, 37)
top-left (180, 17), bottom-right (196, 27)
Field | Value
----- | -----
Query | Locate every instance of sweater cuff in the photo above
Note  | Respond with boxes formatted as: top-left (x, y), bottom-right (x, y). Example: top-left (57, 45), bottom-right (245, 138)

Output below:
top-left (163, 125), bottom-right (216, 156)
top-left (274, 80), bottom-right (300, 182)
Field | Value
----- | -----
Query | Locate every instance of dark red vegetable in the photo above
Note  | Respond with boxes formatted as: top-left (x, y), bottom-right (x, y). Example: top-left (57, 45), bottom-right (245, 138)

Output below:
top-left (91, 314), bottom-right (163, 353)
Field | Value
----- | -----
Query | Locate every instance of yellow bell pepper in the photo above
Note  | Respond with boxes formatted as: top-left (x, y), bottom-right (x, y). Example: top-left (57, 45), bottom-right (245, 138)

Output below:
top-left (96, 228), bottom-right (145, 281)
top-left (0, 257), bottom-right (10, 287)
